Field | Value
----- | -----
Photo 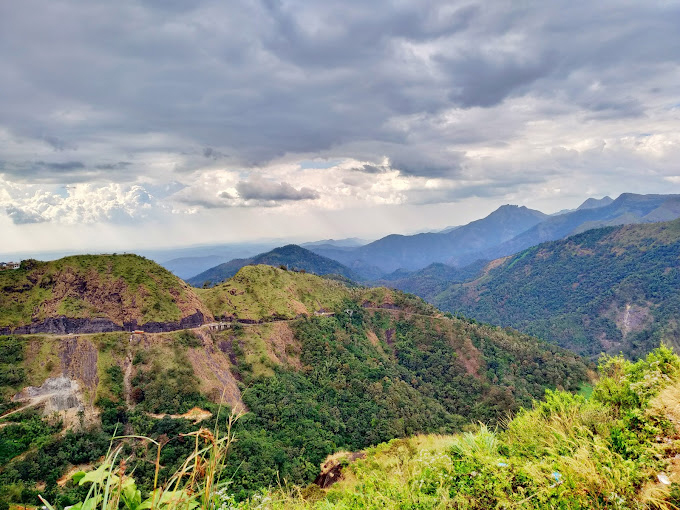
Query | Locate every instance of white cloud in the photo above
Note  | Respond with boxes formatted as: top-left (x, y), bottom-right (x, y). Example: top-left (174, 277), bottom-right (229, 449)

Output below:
top-left (0, 182), bottom-right (157, 225)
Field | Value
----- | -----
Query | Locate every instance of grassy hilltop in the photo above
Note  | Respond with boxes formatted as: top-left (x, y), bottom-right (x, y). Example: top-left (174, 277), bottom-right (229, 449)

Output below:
top-left (0, 254), bottom-right (212, 330)
top-left (198, 264), bottom-right (352, 321)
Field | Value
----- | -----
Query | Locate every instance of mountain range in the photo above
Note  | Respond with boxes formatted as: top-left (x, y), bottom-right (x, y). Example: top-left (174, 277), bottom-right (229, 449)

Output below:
top-left (297, 193), bottom-right (680, 279)
top-left (474, 193), bottom-right (680, 264)
top-left (307, 204), bottom-right (548, 275)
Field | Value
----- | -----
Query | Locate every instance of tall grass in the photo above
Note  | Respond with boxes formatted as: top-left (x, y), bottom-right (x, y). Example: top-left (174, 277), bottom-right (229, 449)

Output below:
top-left (40, 410), bottom-right (241, 510)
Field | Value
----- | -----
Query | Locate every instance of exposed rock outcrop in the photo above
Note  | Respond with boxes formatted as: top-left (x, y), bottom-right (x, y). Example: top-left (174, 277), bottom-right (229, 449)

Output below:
top-left (0, 310), bottom-right (209, 335)
top-left (0, 317), bottom-right (123, 335)
top-left (314, 451), bottom-right (366, 488)
top-left (124, 310), bottom-right (208, 333)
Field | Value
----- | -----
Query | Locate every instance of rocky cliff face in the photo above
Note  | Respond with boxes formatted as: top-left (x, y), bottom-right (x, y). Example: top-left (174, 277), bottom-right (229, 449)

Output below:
top-left (122, 310), bottom-right (208, 333)
top-left (13, 376), bottom-right (83, 414)
top-left (0, 310), bottom-right (209, 335)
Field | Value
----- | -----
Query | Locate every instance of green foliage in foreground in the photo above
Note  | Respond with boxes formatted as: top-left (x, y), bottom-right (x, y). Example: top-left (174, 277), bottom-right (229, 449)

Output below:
top-left (0, 301), bottom-right (589, 507)
top-left (218, 305), bottom-right (587, 499)
top-left (36, 345), bottom-right (680, 510)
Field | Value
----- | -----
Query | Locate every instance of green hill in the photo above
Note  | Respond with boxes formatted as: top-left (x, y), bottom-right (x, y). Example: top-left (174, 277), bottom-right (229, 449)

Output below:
top-left (0, 263), bottom-right (588, 506)
top-left (0, 254), bottom-right (213, 333)
top-left (187, 244), bottom-right (359, 287)
top-left (197, 264), bottom-right (353, 321)
top-left (434, 218), bottom-right (680, 358)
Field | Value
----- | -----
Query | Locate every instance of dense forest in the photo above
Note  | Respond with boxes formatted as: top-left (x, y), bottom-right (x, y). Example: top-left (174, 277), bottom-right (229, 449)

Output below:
top-left (231, 345), bottom-right (680, 509)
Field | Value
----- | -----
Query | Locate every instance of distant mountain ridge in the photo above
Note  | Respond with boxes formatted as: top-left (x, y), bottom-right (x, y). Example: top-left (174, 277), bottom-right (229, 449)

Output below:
top-left (479, 193), bottom-right (680, 262)
top-left (310, 204), bottom-right (548, 275)
top-left (186, 244), bottom-right (359, 287)
top-left (300, 237), bottom-right (368, 248)
top-left (577, 195), bottom-right (613, 210)
top-left (307, 193), bottom-right (680, 279)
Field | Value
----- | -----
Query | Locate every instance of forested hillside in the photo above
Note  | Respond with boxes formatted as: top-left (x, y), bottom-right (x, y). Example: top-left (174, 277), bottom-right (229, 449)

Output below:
top-left (228, 346), bottom-right (680, 509)
top-left (0, 264), bottom-right (588, 507)
top-left (435, 219), bottom-right (680, 358)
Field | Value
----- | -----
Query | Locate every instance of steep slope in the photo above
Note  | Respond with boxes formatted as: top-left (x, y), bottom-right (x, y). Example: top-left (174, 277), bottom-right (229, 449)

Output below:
top-left (311, 204), bottom-right (548, 275)
top-left (0, 265), bottom-right (589, 505)
top-left (187, 244), bottom-right (359, 287)
top-left (0, 254), bottom-right (212, 334)
top-left (435, 219), bottom-right (680, 358)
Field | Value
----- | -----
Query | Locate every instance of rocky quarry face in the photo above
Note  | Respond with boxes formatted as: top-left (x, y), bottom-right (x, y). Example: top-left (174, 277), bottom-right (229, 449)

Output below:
top-left (13, 375), bottom-right (83, 414)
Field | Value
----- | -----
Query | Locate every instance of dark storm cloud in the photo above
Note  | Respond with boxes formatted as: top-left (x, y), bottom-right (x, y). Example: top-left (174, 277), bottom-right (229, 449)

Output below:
top-left (0, 0), bottom-right (679, 185)
top-left (352, 164), bottom-right (390, 174)
top-left (42, 135), bottom-right (75, 151)
top-left (236, 179), bottom-right (320, 201)
top-left (202, 147), bottom-right (227, 160)
top-left (441, 54), bottom-right (555, 109)
top-left (0, 160), bottom-right (138, 184)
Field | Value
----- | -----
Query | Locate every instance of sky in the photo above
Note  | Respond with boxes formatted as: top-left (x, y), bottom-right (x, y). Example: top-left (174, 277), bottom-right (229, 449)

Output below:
top-left (1, 0), bottom-right (680, 255)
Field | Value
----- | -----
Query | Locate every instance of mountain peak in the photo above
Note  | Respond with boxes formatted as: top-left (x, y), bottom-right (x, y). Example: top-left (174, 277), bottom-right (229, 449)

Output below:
top-left (577, 196), bottom-right (614, 210)
top-left (486, 204), bottom-right (546, 220)
top-left (187, 244), bottom-right (358, 286)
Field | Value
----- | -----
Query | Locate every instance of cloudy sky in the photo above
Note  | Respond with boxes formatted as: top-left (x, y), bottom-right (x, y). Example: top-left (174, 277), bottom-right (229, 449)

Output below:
top-left (1, 0), bottom-right (680, 255)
